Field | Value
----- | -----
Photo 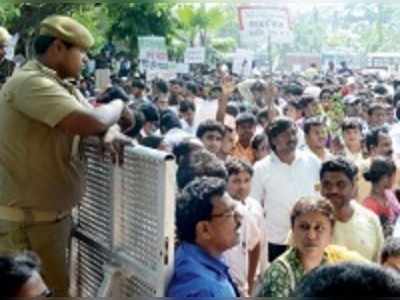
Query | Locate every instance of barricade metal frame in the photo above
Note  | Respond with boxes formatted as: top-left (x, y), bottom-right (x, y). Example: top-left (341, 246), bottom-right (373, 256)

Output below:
top-left (69, 140), bottom-right (176, 297)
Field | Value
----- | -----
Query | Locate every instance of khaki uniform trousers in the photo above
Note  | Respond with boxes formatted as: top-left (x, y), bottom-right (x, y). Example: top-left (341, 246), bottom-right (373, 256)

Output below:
top-left (0, 216), bottom-right (72, 297)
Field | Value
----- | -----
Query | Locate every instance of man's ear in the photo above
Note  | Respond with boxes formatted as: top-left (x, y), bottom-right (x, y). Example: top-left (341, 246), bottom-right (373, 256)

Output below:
top-left (195, 220), bottom-right (212, 241)
top-left (52, 38), bottom-right (66, 53)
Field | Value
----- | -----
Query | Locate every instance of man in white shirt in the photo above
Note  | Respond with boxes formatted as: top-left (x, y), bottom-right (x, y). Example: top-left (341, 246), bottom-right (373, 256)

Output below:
top-left (250, 117), bottom-right (321, 262)
top-left (223, 158), bottom-right (264, 296)
top-left (320, 157), bottom-right (384, 262)
top-left (179, 99), bottom-right (196, 135)
top-left (161, 111), bottom-right (192, 149)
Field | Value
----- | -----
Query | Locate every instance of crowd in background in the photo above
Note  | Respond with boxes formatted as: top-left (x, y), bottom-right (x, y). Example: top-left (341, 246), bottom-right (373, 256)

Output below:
top-left (5, 36), bottom-right (400, 297)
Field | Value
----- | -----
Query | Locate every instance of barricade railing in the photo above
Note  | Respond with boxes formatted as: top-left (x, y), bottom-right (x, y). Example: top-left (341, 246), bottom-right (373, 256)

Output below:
top-left (69, 139), bottom-right (176, 297)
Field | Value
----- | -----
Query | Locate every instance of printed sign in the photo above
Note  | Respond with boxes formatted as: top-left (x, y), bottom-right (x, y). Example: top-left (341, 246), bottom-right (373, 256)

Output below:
top-left (184, 47), bottom-right (206, 64)
top-left (238, 6), bottom-right (292, 46)
top-left (232, 49), bottom-right (254, 77)
top-left (138, 36), bottom-right (168, 72)
top-left (95, 69), bottom-right (111, 92)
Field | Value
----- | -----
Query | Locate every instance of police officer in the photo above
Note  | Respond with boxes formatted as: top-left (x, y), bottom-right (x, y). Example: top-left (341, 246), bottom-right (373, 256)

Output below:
top-left (0, 16), bottom-right (132, 296)
top-left (0, 27), bottom-right (15, 86)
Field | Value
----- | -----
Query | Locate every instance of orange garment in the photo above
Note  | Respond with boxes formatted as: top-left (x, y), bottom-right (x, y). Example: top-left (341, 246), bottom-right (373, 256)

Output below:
top-left (231, 141), bottom-right (256, 164)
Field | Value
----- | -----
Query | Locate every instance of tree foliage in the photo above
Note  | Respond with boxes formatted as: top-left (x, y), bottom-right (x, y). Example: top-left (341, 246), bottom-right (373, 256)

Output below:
top-left (106, 2), bottom-right (176, 57)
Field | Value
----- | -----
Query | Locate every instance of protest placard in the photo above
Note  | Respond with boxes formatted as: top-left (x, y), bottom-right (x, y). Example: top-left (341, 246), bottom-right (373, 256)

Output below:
top-left (176, 63), bottom-right (190, 74)
top-left (95, 69), bottom-right (111, 92)
top-left (238, 6), bottom-right (292, 47)
top-left (184, 47), bottom-right (206, 64)
top-left (232, 49), bottom-right (254, 77)
top-left (138, 36), bottom-right (168, 72)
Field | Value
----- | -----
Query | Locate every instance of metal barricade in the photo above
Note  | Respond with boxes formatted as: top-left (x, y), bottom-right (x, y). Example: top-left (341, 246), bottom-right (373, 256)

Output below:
top-left (69, 140), bottom-right (176, 297)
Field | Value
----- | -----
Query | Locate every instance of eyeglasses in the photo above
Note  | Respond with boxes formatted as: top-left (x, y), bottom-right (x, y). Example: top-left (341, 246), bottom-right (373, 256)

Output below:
top-left (211, 206), bottom-right (239, 219)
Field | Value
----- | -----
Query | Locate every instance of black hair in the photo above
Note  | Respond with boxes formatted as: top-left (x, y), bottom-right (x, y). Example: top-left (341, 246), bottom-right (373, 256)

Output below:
top-left (176, 176), bottom-right (227, 243)
top-left (251, 133), bottom-right (268, 151)
top-left (125, 110), bottom-right (145, 138)
top-left (33, 35), bottom-right (57, 55)
top-left (381, 237), bottom-right (400, 264)
top-left (368, 102), bottom-right (386, 116)
top-left (294, 262), bottom-right (400, 297)
top-left (132, 79), bottom-right (145, 90)
top-left (97, 86), bottom-right (130, 103)
top-left (176, 149), bottom-right (228, 190)
top-left (152, 78), bottom-right (168, 94)
top-left (250, 81), bottom-right (266, 93)
top-left (179, 99), bottom-right (196, 113)
top-left (319, 88), bottom-right (333, 100)
top-left (196, 119), bottom-right (225, 139)
top-left (226, 103), bottom-right (240, 118)
top-left (266, 117), bottom-right (295, 151)
top-left (236, 112), bottom-right (257, 127)
top-left (374, 84), bottom-right (389, 96)
top-left (0, 252), bottom-right (41, 297)
top-left (320, 157), bottom-right (358, 182)
top-left (141, 135), bottom-right (164, 150)
top-left (160, 111), bottom-right (181, 134)
top-left (185, 82), bottom-right (198, 95)
top-left (285, 100), bottom-right (303, 112)
top-left (225, 157), bottom-right (253, 177)
top-left (284, 84), bottom-right (304, 96)
top-left (341, 117), bottom-right (363, 133)
top-left (365, 126), bottom-right (390, 153)
top-left (33, 35), bottom-right (74, 56)
top-left (396, 101), bottom-right (400, 121)
top-left (303, 116), bottom-right (324, 135)
top-left (363, 156), bottom-right (396, 183)
top-left (139, 103), bottom-right (160, 123)
top-left (173, 138), bottom-right (204, 165)
top-left (299, 95), bottom-right (316, 108)
top-left (170, 79), bottom-right (183, 87)
top-left (257, 108), bottom-right (271, 124)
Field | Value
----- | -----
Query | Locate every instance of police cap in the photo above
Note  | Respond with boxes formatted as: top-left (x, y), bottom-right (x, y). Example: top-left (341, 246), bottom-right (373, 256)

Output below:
top-left (39, 15), bottom-right (94, 50)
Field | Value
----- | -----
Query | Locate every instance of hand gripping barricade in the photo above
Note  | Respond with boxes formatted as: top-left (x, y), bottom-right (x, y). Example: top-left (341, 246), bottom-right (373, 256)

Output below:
top-left (69, 139), bottom-right (176, 297)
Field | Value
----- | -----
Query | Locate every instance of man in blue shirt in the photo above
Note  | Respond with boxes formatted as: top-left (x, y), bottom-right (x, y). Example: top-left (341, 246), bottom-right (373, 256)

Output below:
top-left (167, 177), bottom-right (242, 297)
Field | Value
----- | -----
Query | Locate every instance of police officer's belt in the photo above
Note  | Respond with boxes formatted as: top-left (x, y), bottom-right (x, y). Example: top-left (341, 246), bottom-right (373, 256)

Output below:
top-left (0, 206), bottom-right (70, 223)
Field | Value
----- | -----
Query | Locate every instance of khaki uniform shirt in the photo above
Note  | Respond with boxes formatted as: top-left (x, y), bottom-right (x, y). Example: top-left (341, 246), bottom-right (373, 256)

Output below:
top-left (0, 60), bottom-right (88, 212)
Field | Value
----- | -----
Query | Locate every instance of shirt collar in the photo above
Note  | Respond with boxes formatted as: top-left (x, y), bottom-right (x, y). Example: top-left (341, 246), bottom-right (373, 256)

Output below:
top-left (270, 149), bottom-right (301, 164)
top-left (180, 242), bottom-right (230, 276)
top-left (30, 59), bottom-right (59, 78)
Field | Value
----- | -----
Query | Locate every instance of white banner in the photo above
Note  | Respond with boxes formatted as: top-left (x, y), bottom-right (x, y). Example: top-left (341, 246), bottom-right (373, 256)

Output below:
top-left (238, 6), bottom-right (292, 46)
top-left (184, 47), bottom-right (206, 64)
top-left (95, 69), bottom-right (111, 92)
top-left (176, 63), bottom-right (190, 74)
top-left (138, 36), bottom-right (168, 72)
top-left (147, 62), bottom-right (177, 81)
top-left (232, 49), bottom-right (254, 77)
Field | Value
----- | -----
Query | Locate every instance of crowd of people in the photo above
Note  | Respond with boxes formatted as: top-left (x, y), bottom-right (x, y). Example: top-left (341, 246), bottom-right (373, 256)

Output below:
top-left (3, 14), bottom-right (400, 298)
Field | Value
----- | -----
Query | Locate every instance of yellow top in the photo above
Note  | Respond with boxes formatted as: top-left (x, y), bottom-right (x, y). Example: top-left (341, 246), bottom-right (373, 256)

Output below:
top-left (0, 59), bottom-right (89, 212)
top-left (40, 15), bottom-right (94, 50)
top-left (325, 244), bottom-right (369, 263)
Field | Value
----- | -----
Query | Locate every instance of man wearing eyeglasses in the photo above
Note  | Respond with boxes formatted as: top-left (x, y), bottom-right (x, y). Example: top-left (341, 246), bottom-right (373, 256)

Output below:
top-left (0, 252), bottom-right (52, 298)
top-left (0, 26), bottom-right (15, 86)
top-left (167, 177), bottom-right (242, 297)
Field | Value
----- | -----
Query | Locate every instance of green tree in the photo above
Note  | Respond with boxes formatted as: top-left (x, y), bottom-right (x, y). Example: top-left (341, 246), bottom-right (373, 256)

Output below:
top-left (106, 2), bottom-right (176, 57)
top-left (174, 4), bottom-right (226, 47)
